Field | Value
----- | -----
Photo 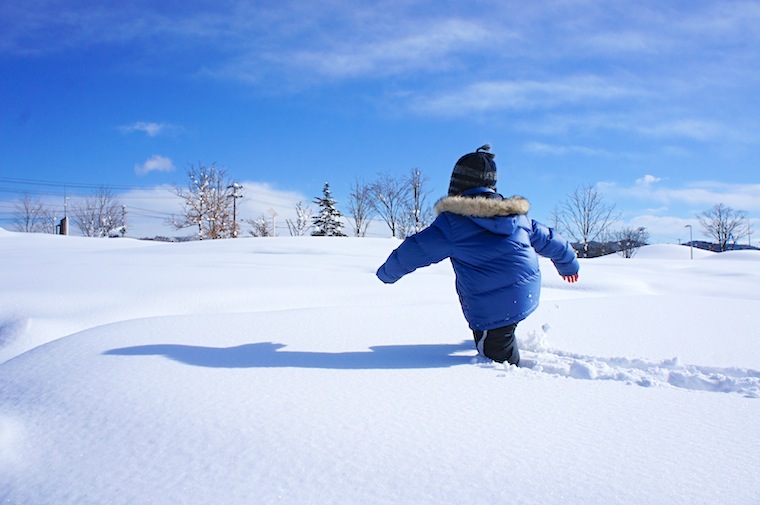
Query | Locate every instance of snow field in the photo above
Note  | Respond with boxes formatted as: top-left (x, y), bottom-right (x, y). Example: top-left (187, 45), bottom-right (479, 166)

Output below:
top-left (1, 230), bottom-right (759, 504)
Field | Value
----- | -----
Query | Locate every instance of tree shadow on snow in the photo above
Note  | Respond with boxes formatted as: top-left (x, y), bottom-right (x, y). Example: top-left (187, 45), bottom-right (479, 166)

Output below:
top-left (104, 341), bottom-right (475, 370)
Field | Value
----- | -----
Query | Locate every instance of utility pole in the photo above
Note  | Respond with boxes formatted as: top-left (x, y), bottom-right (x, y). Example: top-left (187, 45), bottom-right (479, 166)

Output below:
top-left (198, 196), bottom-right (204, 240)
top-left (59, 193), bottom-right (70, 236)
top-left (228, 183), bottom-right (243, 237)
top-left (121, 205), bottom-right (127, 237)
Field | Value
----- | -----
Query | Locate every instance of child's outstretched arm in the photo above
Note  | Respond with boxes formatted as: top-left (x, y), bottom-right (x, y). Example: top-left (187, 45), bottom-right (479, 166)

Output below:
top-left (528, 220), bottom-right (580, 279)
top-left (376, 216), bottom-right (452, 284)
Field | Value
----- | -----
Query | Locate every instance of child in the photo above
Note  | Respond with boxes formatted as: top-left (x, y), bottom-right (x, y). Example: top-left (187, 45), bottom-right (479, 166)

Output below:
top-left (376, 145), bottom-right (579, 366)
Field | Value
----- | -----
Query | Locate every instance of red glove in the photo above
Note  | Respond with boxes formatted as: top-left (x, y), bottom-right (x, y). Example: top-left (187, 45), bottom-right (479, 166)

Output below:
top-left (562, 274), bottom-right (579, 283)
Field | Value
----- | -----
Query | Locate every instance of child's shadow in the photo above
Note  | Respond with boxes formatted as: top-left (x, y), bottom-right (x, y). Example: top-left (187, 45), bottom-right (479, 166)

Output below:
top-left (104, 341), bottom-right (474, 370)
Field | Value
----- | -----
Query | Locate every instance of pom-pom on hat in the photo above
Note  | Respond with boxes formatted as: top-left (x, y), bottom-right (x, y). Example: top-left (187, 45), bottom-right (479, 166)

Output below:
top-left (447, 144), bottom-right (497, 196)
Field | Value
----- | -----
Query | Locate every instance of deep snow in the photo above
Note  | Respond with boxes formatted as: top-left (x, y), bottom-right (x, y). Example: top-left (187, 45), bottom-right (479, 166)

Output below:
top-left (1, 229), bottom-right (758, 504)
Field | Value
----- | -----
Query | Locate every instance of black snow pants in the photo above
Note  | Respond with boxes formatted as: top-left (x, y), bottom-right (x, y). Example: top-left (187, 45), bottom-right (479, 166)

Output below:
top-left (473, 323), bottom-right (520, 366)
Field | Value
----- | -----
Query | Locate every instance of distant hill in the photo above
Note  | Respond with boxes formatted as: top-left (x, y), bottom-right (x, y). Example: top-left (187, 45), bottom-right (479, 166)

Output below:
top-left (572, 240), bottom-right (758, 258)
top-left (685, 240), bottom-right (759, 252)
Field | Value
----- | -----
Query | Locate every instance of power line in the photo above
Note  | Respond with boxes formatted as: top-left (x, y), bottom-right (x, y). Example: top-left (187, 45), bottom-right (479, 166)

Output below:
top-left (0, 186), bottom-right (179, 201)
top-left (0, 176), bottom-right (157, 192)
top-left (0, 180), bottom-right (183, 220)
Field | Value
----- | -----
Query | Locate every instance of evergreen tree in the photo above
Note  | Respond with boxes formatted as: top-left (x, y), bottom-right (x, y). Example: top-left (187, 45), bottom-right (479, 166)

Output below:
top-left (311, 182), bottom-right (346, 237)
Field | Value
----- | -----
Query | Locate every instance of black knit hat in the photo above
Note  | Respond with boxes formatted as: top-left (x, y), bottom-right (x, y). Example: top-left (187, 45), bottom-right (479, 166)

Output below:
top-left (447, 144), bottom-right (497, 196)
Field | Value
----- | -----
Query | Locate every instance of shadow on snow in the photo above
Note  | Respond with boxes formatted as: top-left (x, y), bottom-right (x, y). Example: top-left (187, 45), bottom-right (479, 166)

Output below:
top-left (104, 341), bottom-right (475, 370)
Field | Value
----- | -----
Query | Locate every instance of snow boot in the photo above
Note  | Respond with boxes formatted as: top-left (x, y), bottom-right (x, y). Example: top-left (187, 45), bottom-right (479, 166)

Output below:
top-left (473, 323), bottom-right (521, 366)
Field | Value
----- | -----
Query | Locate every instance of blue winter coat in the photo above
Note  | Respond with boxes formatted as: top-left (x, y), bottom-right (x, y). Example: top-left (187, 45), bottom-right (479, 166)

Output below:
top-left (376, 191), bottom-right (579, 331)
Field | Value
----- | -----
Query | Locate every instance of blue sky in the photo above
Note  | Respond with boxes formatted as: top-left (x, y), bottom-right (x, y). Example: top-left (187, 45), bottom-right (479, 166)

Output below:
top-left (1, 0), bottom-right (759, 243)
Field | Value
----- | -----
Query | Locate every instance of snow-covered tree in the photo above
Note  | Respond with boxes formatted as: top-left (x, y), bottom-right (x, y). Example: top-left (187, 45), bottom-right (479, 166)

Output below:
top-left (311, 182), bottom-right (346, 237)
top-left (170, 163), bottom-right (236, 239)
top-left (70, 187), bottom-right (125, 238)
top-left (246, 214), bottom-right (275, 237)
top-left (286, 201), bottom-right (313, 236)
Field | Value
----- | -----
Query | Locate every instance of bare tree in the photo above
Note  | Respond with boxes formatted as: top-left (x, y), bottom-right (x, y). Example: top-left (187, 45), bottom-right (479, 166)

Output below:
top-left (399, 168), bottom-right (433, 238)
top-left (550, 205), bottom-right (562, 231)
top-left (697, 203), bottom-right (748, 251)
top-left (346, 177), bottom-right (375, 237)
top-left (39, 207), bottom-right (57, 234)
top-left (13, 194), bottom-right (55, 233)
top-left (555, 185), bottom-right (620, 257)
top-left (245, 214), bottom-right (275, 237)
top-left (286, 201), bottom-right (313, 237)
top-left (748, 219), bottom-right (754, 248)
top-left (170, 163), bottom-right (235, 239)
top-left (612, 226), bottom-right (650, 258)
top-left (370, 172), bottom-right (407, 238)
top-left (70, 187), bottom-right (125, 237)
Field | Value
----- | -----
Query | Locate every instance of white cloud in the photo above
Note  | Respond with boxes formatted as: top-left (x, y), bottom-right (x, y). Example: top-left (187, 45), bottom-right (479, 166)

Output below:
top-left (412, 76), bottom-right (643, 116)
top-left (577, 30), bottom-right (666, 55)
top-left (286, 18), bottom-right (492, 79)
top-left (210, 15), bottom-right (498, 86)
top-left (623, 214), bottom-right (696, 244)
top-left (607, 178), bottom-right (760, 211)
top-left (524, 142), bottom-right (611, 157)
top-left (134, 155), bottom-right (175, 176)
top-left (236, 182), bottom-right (307, 219)
top-left (120, 122), bottom-right (174, 137)
top-left (636, 119), bottom-right (725, 142)
top-left (636, 174), bottom-right (662, 186)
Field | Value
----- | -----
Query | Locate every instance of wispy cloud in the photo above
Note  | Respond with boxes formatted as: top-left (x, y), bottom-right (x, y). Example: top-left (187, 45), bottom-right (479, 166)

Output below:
top-left (411, 76), bottom-right (642, 116)
top-left (604, 178), bottom-right (760, 211)
top-left (207, 13), bottom-right (500, 87)
top-left (4, 1), bottom-right (760, 149)
top-left (518, 110), bottom-right (753, 146)
top-left (636, 119), bottom-right (727, 142)
top-left (120, 122), bottom-right (178, 138)
top-left (284, 18), bottom-right (492, 79)
top-left (524, 142), bottom-right (614, 157)
top-left (596, 175), bottom-right (760, 242)
top-left (134, 155), bottom-right (175, 176)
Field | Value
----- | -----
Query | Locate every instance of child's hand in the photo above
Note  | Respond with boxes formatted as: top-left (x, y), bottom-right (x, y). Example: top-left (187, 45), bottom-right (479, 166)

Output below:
top-left (562, 274), bottom-right (579, 283)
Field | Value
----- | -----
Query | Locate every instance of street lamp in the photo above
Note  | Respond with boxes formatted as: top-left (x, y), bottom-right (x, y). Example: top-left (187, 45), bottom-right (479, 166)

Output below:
top-left (684, 224), bottom-right (693, 259)
top-left (267, 208), bottom-right (278, 237)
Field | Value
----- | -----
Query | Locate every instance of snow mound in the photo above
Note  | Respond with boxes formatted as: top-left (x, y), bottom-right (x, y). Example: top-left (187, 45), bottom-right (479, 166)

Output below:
top-left (1, 233), bottom-right (759, 505)
top-left (704, 249), bottom-right (760, 261)
top-left (631, 244), bottom-right (714, 260)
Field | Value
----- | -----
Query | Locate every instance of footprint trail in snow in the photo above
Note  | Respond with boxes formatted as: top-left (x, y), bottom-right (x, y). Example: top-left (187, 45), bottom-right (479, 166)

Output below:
top-left (475, 324), bottom-right (760, 398)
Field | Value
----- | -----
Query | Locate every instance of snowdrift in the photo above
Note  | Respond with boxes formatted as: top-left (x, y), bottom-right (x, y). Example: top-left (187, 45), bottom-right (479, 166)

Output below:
top-left (1, 231), bottom-right (759, 505)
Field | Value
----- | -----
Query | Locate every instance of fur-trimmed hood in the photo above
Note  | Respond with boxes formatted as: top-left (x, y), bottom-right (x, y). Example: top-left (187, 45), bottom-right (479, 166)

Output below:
top-left (434, 195), bottom-right (530, 217)
top-left (433, 194), bottom-right (531, 237)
